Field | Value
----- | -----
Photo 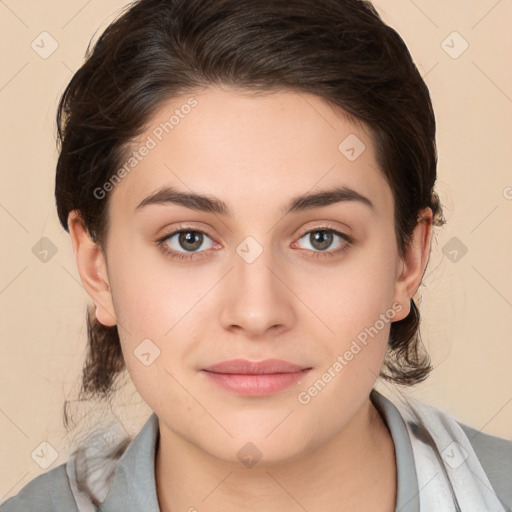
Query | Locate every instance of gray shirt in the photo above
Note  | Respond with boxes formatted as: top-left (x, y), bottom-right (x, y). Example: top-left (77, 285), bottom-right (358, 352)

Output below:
top-left (1, 390), bottom-right (511, 511)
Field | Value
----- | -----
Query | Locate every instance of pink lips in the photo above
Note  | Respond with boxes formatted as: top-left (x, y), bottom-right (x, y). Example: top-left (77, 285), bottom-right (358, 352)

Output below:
top-left (201, 358), bottom-right (312, 396)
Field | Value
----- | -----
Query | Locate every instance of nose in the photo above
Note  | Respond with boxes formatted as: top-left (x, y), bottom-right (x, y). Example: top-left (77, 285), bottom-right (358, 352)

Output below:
top-left (219, 241), bottom-right (296, 339)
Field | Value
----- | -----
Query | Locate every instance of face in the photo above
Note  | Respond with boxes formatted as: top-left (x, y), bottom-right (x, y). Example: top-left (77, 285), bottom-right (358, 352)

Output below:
top-left (72, 85), bottom-right (430, 464)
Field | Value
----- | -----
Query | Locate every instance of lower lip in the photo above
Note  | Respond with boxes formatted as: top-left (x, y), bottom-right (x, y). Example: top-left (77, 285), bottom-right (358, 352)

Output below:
top-left (201, 369), bottom-right (311, 396)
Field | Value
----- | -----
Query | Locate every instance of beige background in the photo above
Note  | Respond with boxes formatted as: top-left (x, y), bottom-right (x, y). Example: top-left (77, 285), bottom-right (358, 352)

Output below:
top-left (1, 0), bottom-right (511, 502)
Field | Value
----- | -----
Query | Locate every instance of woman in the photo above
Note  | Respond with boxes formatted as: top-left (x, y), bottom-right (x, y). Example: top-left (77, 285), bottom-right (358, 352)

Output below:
top-left (1, 0), bottom-right (510, 511)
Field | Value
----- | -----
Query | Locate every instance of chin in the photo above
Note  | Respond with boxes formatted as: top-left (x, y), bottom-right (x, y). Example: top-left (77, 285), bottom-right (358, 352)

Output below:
top-left (201, 429), bottom-right (313, 468)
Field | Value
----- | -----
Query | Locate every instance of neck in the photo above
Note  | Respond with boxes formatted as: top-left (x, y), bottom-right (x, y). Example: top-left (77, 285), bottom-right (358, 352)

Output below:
top-left (155, 396), bottom-right (396, 512)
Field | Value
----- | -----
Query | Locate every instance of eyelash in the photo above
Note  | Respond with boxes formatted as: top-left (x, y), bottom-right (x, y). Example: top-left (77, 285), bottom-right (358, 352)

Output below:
top-left (156, 224), bottom-right (353, 262)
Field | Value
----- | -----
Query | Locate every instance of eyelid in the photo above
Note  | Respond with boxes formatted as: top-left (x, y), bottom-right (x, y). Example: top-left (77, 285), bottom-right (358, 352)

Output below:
top-left (297, 223), bottom-right (350, 239)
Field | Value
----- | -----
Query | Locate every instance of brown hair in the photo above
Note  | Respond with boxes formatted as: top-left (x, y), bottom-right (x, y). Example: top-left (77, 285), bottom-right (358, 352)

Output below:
top-left (56, 0), bottom-right (445, 424)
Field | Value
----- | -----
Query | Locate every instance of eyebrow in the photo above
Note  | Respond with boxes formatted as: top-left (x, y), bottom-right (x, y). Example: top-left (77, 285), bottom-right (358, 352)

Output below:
top-left (135, 184), bottom-right (375, 216)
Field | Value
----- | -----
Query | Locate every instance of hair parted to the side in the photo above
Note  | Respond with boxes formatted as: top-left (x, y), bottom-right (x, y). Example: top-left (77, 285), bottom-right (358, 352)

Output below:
top-left (56, 0), bottom-right (446, 424)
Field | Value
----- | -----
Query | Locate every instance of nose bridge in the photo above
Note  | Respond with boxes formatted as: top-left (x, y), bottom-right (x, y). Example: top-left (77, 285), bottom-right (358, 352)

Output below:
top-left (219, 234), bottom-right (294, 335)
top-left (236, 235), bottom-right (277, 292)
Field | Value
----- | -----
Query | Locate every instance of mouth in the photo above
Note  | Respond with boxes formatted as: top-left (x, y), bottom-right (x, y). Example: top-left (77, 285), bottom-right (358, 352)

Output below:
top-left (201, 358), bottom-right (312, 396)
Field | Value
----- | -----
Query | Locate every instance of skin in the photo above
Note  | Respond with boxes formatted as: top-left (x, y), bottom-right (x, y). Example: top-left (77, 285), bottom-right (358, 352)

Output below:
top-left (69, 85), bottom-right (433, 512)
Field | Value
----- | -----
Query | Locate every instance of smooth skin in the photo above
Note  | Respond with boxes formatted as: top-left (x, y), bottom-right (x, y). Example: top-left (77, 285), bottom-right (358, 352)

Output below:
top-left (68, 85), bottom-right (433, 512)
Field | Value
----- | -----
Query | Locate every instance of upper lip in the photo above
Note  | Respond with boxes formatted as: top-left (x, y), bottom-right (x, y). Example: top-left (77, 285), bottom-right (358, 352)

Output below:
top-left (202, 358), bottom-right (310, 374)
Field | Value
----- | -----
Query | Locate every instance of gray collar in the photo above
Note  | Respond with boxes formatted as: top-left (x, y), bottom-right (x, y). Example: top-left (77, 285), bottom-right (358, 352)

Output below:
top-left (100, 411), bottom-right (160, 511)
top-left (371, 389), bottom-right (420, 512)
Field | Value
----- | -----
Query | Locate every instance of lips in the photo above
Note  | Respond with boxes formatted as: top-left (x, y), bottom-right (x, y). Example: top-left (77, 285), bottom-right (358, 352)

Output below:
top-left (201, 358), bottom-right (312, 396)
top-left (202, 358), bottom-right (309, 374)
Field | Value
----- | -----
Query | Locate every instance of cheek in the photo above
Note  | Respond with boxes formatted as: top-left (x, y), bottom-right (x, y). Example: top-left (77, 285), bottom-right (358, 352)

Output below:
top-left (107, 257), bottom-right (201, 413)
top-left (105, 242), bottom-right (212, 385)
top-left (310, 232), bottom-right (399, 375)
top-left (320, 237), bottom-right (398, 332)
top-left (106, 233), bottom-right (196, 336)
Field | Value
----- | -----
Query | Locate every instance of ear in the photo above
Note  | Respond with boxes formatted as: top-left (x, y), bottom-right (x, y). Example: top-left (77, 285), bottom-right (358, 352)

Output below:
top-left (392, 207), bottom-right (433, 321)
top-left (68, 210), bottom-right (117, 327)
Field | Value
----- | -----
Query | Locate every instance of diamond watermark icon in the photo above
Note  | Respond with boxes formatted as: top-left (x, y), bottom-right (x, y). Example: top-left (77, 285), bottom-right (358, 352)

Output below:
top-left (134, 338), bottom-right (161, 366)
top-left (236, 236), bottom-right (263, 264)
top-left (32, 237), bottom-right (58, 263)
top-left (338, 134), bottom-right (366, 162)
top-left (441, 31), bottom-right (469, 59)
top-left (237, 442), bottom-right (263, 468)
top-left (31, 441), bottom-right (58, 469)
top-left (441, 441), bottom-right (469, 469)
top-left (31, 32), bottom-right (59, 59)
top-left (442, 236), bottom-right (468, 263)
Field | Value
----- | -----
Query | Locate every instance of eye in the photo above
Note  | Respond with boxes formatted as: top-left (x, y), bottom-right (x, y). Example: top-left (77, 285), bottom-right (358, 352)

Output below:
top-left (157, 227), bottom-right (217, 261)
top-left (293, 227), bottom-right (352, 258)
top-left (156, 225), bottom-right (352, 262)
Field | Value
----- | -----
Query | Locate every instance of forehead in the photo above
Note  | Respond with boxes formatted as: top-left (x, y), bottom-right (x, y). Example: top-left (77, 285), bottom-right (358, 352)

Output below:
top-left (107, 86), bottom-right (393, 220)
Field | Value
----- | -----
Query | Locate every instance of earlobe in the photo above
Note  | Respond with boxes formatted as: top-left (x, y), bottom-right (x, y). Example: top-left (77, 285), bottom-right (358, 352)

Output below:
top-left (67, 210), bottom-right (117, 327)
top-left (392, 208), bottom-right (434, 322)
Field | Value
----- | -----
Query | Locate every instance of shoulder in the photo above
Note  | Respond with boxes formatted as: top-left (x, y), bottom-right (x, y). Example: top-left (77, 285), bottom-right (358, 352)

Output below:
top-left (459, 422), bottom-right (512, 510)
top-left (0, 462), bottom-right (80, 512)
